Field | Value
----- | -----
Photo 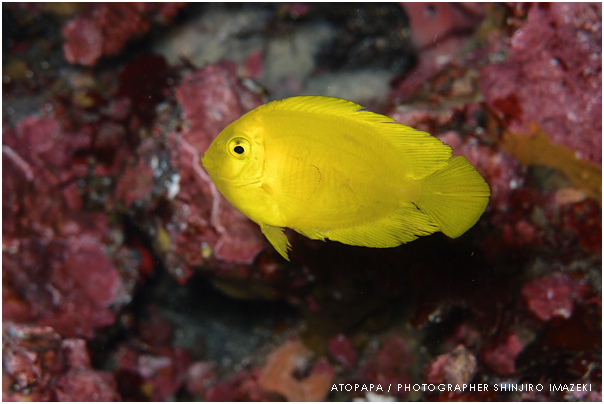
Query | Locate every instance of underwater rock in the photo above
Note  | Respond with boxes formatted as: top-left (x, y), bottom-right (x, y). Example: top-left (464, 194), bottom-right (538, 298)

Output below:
top-left (480, 3), bottom-right (602, 164)
top-left (42, 235), bottom-right (123, 337)
top-left (184, 361), bottom-right (217, 398)
top-left (113, 158), bottom-right (155, 209)
top-left (392, 4), bottom-right (486, 104)
top-left (167, 62), bottom-right (266, 268)
top-left (425, 345), bottom-right (477, 386)
top-left (115, 344), bottom-right (191, 401)
top-left (2, 322), bottom-right (120, 401)
top-left (117, 53), bottom-right (174, 126)
top-left (314, 3), bottom-right (413, 72)
top-left (521, 273), bottom-right (577, 322)
top-left (3, 235), bottom-right (124, 339)
top-left (176, 61), bottom-right (263, 154)
top-left (482, 333), bottom-right (524, 376)
top-left (257, 340), bottom-right (335, 401)
top-left (3, 4), bottom-right (601, 402)
top-left (4, 115), bottom-right (92, 181)
top-left (558, 199), bottom-right (602, 254)
top-left (2, 113), bottom-right (138, 339)
top-left (55, 366), bottom-right (120, 401)
top-left (204, 369), bottom-right (270, 401)
top-left (403, 3), bottom-right (485, 50)
top-left (328, 333), bottom-right (358, 369)
top-left (241, 49), bottom-right (265, 81)
top-left (152, 3), bottom-right (271, 70)
top-left (62, 3), bottom-right (185, 66)
top-left (358, 336), bottom-right (413, 399)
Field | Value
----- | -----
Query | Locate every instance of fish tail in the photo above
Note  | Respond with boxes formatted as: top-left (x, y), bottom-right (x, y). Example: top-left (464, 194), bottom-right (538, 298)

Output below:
top-left (416, 156), bottom-right (490, 238)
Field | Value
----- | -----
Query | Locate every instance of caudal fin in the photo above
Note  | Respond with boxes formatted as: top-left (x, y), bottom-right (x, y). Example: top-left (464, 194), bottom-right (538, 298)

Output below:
top-left (416, 156), bottom-right (490, 238)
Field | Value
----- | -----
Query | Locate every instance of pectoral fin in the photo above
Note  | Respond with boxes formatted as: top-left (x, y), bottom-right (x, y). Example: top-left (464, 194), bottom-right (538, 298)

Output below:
top-left (261, 224), bottom-right (291, 261)
top-left (269, 164), bottom-right (322, 222)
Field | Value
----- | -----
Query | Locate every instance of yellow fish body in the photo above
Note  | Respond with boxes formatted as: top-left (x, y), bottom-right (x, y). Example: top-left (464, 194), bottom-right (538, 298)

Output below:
top-left (201, 96), bottom-right (490, 261)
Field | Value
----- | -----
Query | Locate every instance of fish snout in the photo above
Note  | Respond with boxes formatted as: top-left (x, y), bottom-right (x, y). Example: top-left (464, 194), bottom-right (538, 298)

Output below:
top-left (200, 153), bottom-right (211, 172)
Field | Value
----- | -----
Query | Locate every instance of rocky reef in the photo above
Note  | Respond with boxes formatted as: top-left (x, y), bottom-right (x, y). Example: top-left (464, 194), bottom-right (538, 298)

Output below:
top-left (3, 3), bottom-right (601, 401)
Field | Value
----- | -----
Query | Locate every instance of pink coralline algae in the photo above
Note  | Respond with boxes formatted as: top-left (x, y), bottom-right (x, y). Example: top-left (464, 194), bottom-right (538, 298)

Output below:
top-left (521, 273), bottom-right (578, 322)
top-left (424, 345), bottom-right (477, 386)
top-left (115, 344), bottom-right (192, 401)
top-left (482, 333), bottom-right (525, 376)
top-left (558, 199), bottom-right (602, 254)
top-left (501, 219), bottom-right (540, 250)
top-left (241, 50), bottom-right (266, 81)
top-left (358, 336), bottom-right (413, 399)
top-left (114, 158), bottom-right (155, 208)
top-left (2, 322), bottom-right (120, 401)
top-left (3, 115), bottom-right (91, 183)
top-left (480, 3), bottom-right (602, 164)
top-left (3, 114), bottom-right (133, 339)
top-left (3, 3), bottom-right (602, 402)
top-left (204, 369), bottom-right (269, 402)
top-left (176, 61), bottom-right (263, 154)
top-left (40, 236), bottom-right (123, 337)
top-left (166, 61), bottom-right (267, 268)
top-left (62, 3), bottom-right (185, 66)
top-left (394, 4), bottom-right (486, 103)
top-left (184, 361), bottom-right (217, 397)
top-left (328, 333), bottom-right (358, 368)
top-left (3, 223), bottom-right (124, 340)
top-left (54, 370), bottom-right (117, 401)
top-left (403, 3), bottom-right (485, 50)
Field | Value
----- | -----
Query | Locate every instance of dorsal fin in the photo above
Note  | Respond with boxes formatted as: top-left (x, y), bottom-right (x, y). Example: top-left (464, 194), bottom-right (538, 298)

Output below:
top-left (259, 96), bottom-right (452, 179)
top-left (264, 96), bottom-right (364, 115)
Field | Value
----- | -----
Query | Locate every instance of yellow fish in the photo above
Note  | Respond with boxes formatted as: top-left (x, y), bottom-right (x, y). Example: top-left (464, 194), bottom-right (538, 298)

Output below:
top-left (201, 96), bottom-right (490, 261)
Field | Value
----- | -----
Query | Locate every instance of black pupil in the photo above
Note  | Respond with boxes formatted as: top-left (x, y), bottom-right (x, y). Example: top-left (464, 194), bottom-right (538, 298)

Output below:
top-left (234, 145), bottom-right (244, 154)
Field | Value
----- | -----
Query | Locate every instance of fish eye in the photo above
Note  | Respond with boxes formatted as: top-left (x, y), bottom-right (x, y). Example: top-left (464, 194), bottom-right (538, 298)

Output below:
top-left (228, 137), bottom-right (251, 160)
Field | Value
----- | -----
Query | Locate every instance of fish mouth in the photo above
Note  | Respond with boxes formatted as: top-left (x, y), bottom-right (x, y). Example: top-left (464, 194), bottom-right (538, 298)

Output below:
top-left (201, 164), bottom-right (214, 176)
top-left (200, 155), bottom-right (214, 174)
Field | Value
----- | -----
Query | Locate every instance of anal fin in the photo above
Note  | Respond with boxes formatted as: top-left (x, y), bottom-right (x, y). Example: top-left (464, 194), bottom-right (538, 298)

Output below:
top-left (321, 203), bottom-right (439, 248)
